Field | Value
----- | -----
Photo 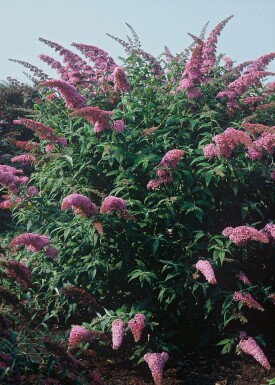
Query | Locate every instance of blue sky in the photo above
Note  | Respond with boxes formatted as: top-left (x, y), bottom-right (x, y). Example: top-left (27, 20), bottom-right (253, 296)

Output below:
top-left (0, 0), bottom-right (274, 82)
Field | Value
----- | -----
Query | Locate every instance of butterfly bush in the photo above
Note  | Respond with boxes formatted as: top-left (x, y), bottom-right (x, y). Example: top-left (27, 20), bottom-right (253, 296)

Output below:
top-left (11, 154), bottom-right (36, 165)
top-left (195, 260), bottom-right (217, 284)
top-left (68, 325), bottom-right (96, 350)
top-left (61, 193), bottom-right (98, 216)
top-left (9, 233), bottom-right (50, 252)
top-left (233, 291), bottom-right (264, 311)
top-left (128, 313), bottom-right (146, 342)
top-left (2, 259), bottom-right (32, 288)
top-left (70, 106), bottom-right (113, 133)
top-left (112, 319), bottom-right (125, 350)
top-left (237, 332), bottom-right (270, 369)
top-left (144, 352), bottom-right (169, 385)
top-left (236, 271), bottom-right (251, 286)
top-left (222, 226), bottom-right (269, 245)
top-left (261, 223), bottom-right (275, 241)
top-left (0, 195), bottom-right (22, 209)
top-left (100, 196), bottom-right (134, 219)
top-left (113, 66), bottom-right (130, 93)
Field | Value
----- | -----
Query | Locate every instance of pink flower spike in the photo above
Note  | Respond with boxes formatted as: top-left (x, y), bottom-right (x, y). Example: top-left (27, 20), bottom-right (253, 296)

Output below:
top-left (236, 271), bottom-right (251, 286)
top-left (222, 226), bottom-right (269, 246)
top-left (61, 193), bottom-right (98, 217)
top-left (203, 143), bottom-right (217, 159)
top-left (68, 325), bottom-right (95, 350)
top-left (44, 246), bottom-right (58, 259)
top-left (195, 260), bottom-right (217, 284)
top-left (113, 120), bottom-right (125, 133)
top-left (238, 334), bottom-right (270, 369)
top-left (4, 260), bottom-right (32, 288)
top-left (261, 223), bottom-right (275, 241)
top-left (9, 233), bottom-right (50, 252)
top-left (233, 291), bottom-right (264, 311)
top-left (113, 66), bottom-right (130, 93)
top-left (144, 352), bottom-right (169, 385)
top-left (11, 154), bottom-right (36, 165)
top-left (128, 313), bottom-right (146, 342)
top-left (112, 319), bottom-right (125, 350)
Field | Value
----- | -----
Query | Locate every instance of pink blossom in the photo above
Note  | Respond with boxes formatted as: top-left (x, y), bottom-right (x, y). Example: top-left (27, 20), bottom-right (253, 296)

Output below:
top-left (13, 118), bottom-right (67, 145)
top-left (113, 66), bottom-right (130, 92)
top-left (100, 196), bottom-right (134, 220)
top-left (11, 154), bottom-right (36, 165)
top-left (261, 223), bottom-right (275, 241)
top-left (211, 128), bottom-right (253, 158)
top-left (253, 132), bottom-right (275, 155)
top-left (40, 79), bottom-right (87, 110)
top-left (4, 259), bottom-right (32, 288)
top-left (144, 352), bottom-right (169, 385)
top-left (0, 165), bottom-right (23, 175)
top-left (14, 141), bottom-right (39, 151)
top-left (44, 246), bottom-right (58, 259)
top-left (238, 333), bottom-right (270, 369)
top-left (147, 179), bottom-right (163, 190)
top-left (25, 186), bottom-right (39, 197)
top-left (222, 226), bottom-right (269, 246)
top-left (0, 170), bottom-right (21, 193)
top-left (159, 149), bottom-right (185, 169)
top-left (247, 147), bottom-right (263, 160)
top-left (195, 260), bottom-right (217, 284)
top-left (201, 16), bottom-right (233, 74)
top-left (68, 325), bottom-right (96, 350)
top-left (9, 233), bottom-right (50, 252)
top-left (0, 195), bottom-right (22, 209)
top-left (236, 271), bottom-right (251, 286)
top-left (112, 120), bottom-right (125, 133)
top-left (70, 106), bottom-right (113, 133)
top-left (112, 319), bottom-right (125, 350)
top-left (45, 143), bottom-right (55, 153)
top-left (128, 313), bottom-right (146, 342)
top-left (244, 53), bottom-right (275, 74)
top-left (61, 193), bottom-right (98, 217)
top-left (242, 96), bottom-right (265, 105)
top-left (233, 291), bottom-right (264, 311)
top-left (222, 55), bottom-right (234, 70)
top-left (203, 143), bottom-right (217, 159)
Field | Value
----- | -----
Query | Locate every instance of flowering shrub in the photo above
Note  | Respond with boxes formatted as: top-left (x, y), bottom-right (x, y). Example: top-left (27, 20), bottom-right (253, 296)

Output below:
top-left (0, 18), bottom-right (274, 382)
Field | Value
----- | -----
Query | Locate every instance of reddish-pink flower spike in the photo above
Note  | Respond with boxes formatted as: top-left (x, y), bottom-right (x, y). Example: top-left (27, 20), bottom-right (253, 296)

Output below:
top-left (222, 226), bottom-right (269, 246)
top-left (100, 196), bottom-right (134, 220)
top-left (261, 223), bottom-right (275, 241)
top-left (144, 352), bottom-right (169, 385)
top-left (61, 193), bottom-right (98, 217)
top-left (11, 154), bottom-right (36, 165)
top-left (13, 118), bottom-right (67, 145)
top-left (244, 52), bottom-right (275, 74)
top-left (201, 15), bottom-right (233, 74)
top-left (4, 259), bottom-right (32, 288)
top-left (128, 313), bottom-right (146, 342)
top-left (236, 271), bottom-right (251, 286)
top-left (25, 186), bottom-right (39, 197)
top-left (68, 325), bottom-right (96, 350)
top-left (40, 79), bottom-right (87, 110)
top-left (203, 143), bottom-right (217, 159)
top-left (238, 333), bottom-right (270, 369)
top-left (159, 149), bottom-right (185, 169)
top-left (233, 291), bottom-right (264, 311)
top-left (253, 132), bottom-right (275, 155)
top-left (211, 128), bottom-right (254, 158)
top-left (0, 165), bottom-right (23, 175)
top-left (195, 260), bottom-right (217, 284)
top-left (0, 195), bottom-right (22, 209)
top-left (44, 246), bottom-right (58, 259)
top-left (113, 66), bottom-right (130, 93)
top-left (9, 233), bottom-right (50, 252)
top-left (112, 319), bottom-right (125, 350)
top-left (70, 106), bottom-right (113, 132)
top-left (0, 170), bottom-right (22, 193)
top-left (14, 141), bottom-right (39, 151)
top-left (113, 120), bottom-right (125, 133)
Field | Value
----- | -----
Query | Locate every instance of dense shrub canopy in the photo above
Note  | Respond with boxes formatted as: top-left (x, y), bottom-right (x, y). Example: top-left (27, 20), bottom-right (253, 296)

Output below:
top-left (0, 18), bottom-right (274, 384)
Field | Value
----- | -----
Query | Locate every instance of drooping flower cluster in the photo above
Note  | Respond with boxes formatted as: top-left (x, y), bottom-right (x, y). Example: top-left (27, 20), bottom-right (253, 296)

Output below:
top-left (61, 193), bottom-right (98, 216)
top-left (13, 118), bottom-right (67, 147)
top-left (0, 195), bottom-right (22, 209)
top-left (176, 43), bottom-right (203, 98)
top-left (9, 233), bottom-right (57, 258)
top-left (144, 352), bottom-right (169, 385)
top-left (128, 313), bottom-right (146, 342)
top-left (236, 271), bottom-right (251, 286)
top-left (233, 291), bottom-right (264, 311)
top-left (0, 166), bottom-right (28, 193)
top-left (14, 140), bottom-right (39, 151)
top-left (112, 319), bottom-right (125, 350)
top-left (244, 52), bottom-right (275, 74)
top-left (113, 66), bottom-right (130, 93)
top-left (242, 122), bottom-right (275, 137)
top-left (261, 223), bottom-right (275, 241)
top-left (68, 325), bottom-right (96, 350)
top-left (195, 260), bottom-right (217, 284)
top-left (40, 79), bottom-right (87, 110)
top-left (147, 149), bottom-right (184, 189)
top-left (70, 106), bottom-right (113, 133)
top-left (100, 196), bottom-right (134, 220)
top-left (237, 332), bottom-right (270, 369)
top-left (201, 15), bottom-right (233, 74)
top-left (11, 154), bottom-right (36, 165)
top-left (63, 285), bottom-right (99, 309)
top-left (222, 226), bottom-right (269, 246)
top-left (25, 186), bottom-right (39, 197)
top-left (0, 259), bottom-right (32, 288)
top-left (203, 128), bottom-right (254, 159)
